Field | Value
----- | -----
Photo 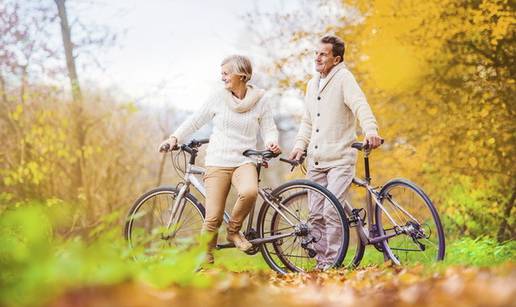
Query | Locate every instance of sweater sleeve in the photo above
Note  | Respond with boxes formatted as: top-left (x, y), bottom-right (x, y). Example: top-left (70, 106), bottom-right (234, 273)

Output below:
top-left (171, 94), bottom-right (216, 143)
top-left (293, 83), bottom-right (313, 150)
top-left (341, 71), bottom-right (379, 136)
top-left (293, 104), bottom-right (312, 150)
top-left (258, 97), bottom-right (279, 146)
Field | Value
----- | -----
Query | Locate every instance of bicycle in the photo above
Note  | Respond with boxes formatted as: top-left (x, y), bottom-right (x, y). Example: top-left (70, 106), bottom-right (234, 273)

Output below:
top-left (124, 138), bottom-right (350, 273)
top-left (301, 141), bottom-right (446, 267)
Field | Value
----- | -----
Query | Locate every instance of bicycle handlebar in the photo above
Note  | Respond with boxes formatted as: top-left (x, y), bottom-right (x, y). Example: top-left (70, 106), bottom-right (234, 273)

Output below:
top-left (352, 139), bottom-right (385, 151)
top-left (279, 151), bottom-right (306, 171)
top-left (160, 138), bottom-right (210, 153)
top-left (242, 149), bottom-right (280, 160)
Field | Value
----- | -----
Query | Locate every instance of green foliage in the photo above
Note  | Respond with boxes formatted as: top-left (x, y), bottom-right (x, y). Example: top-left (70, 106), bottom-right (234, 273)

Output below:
top-left (0, 202), bottom-right (214, 307)
top-left (440, 177), bottom-right (509, 238)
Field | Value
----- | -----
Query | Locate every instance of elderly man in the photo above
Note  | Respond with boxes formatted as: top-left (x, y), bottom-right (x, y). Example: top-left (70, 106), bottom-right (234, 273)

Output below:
top-left (289, 35), bottom-right (382, 270)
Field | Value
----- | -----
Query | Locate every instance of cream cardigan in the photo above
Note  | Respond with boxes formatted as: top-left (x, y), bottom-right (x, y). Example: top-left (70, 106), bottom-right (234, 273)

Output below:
top-left (294, 63), bottom-right (379, 168)
top-left (172, 86), bottom-right (279, 167)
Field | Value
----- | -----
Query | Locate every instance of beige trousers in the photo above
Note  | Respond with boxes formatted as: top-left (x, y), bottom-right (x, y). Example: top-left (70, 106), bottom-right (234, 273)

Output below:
top-left (307, 164), bottom-right (355, 265)
top-left (202, 163), bottom-right (258, 242)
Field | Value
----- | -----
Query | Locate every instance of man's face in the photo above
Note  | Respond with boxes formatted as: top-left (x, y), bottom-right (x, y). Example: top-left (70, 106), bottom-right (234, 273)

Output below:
top-left (315, 43), bottom-right (340, 76)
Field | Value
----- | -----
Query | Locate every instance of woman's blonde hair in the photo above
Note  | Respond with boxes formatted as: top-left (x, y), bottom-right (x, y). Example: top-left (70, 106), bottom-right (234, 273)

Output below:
top-left (221, 55), bottom-right (253, 82)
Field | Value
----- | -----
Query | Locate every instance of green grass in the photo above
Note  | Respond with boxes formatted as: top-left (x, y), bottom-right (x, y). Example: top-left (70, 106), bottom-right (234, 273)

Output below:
top-left (354, 237), bottom-right (515, 268)
top-left (213, 248), bottom-right (269, 272)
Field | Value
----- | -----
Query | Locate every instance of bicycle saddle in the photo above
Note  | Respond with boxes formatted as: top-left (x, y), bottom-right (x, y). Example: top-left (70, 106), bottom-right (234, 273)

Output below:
top-left (242, 149), bottom-right (279, 159)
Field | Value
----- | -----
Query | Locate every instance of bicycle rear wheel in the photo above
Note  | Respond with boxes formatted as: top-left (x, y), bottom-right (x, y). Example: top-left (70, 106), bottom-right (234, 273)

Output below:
top-left (124, 186), bottom-right (205, 257)
top-left (257, 180), bottom-right (349, 273)
top-left (277, 190), bottom-right (366, 269)
top-left (375, 179), bottom-right (445, 264)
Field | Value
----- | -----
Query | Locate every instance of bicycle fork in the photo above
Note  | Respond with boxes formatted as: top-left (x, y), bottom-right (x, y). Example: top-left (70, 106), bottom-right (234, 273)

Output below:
top-left (165, 183), bottom-right (189, 235)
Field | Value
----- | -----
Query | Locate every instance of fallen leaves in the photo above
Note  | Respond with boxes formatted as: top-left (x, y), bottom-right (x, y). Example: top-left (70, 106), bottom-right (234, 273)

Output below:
top-left (50, 263), bottom-right (516, 307)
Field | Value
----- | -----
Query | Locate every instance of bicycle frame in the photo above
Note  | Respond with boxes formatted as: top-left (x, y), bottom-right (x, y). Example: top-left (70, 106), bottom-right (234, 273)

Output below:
top-left (341, 149), bottom-right (408, 246)
top-left (166, 149), bottom-right (304, 249)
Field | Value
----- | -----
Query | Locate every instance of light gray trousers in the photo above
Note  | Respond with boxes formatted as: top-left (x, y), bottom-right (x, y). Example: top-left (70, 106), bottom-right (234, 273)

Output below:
top-left (307, 164), bottom-right (354, 265)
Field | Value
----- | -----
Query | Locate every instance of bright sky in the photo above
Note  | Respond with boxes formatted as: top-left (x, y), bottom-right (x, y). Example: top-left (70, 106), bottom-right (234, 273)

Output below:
top-left (77, 0), bottom-right (303, 111)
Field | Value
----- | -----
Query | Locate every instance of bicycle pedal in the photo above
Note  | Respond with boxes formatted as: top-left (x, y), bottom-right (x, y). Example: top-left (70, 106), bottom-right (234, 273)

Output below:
top-left (215, 242), bottom-right (235, 249)
top-left (347, 216), bottom-right (358, 227)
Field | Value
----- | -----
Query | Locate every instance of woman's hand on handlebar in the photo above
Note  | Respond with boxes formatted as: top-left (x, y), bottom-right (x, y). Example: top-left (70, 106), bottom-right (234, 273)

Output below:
top-left (267, 142), bottom-right (281, 154)
top-left (158, 136), bottom-right (178, 153)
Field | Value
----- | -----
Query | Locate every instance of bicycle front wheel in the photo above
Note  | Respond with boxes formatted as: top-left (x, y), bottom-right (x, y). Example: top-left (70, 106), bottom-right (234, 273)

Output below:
top-left (375, 179), bottom-right (445, 264)
top-left (257, 180), bottom-right (349, 273)
top-left (124, 186), bottom-right (205, 257)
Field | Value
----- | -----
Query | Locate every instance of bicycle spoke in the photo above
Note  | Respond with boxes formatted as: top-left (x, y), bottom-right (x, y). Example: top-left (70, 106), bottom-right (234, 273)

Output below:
top-left (260, 184), bottom-right (348, 272)
top-left (127, 190), bottom-right (204, 257)
top-left (377, 181), bottom-right (444, 264)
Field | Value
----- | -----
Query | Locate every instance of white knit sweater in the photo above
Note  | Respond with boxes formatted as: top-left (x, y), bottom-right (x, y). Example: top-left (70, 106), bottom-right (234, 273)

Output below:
top-left (294, 63), bottom-right (379, 168)
top-left (171, 86), bottom-right (279, 167)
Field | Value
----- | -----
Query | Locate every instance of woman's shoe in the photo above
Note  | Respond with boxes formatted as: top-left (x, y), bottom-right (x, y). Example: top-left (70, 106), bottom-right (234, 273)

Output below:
top-left (205, 251), bottom-right (215, 264)
top-left (226, 232), bottom-right (253, 252)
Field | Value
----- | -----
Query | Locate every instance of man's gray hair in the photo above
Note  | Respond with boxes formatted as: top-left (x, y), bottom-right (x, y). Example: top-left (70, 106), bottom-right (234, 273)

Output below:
top-left (321, 35), bottom-right (345, 62)
top-left (221, 55), bottom-right (253, 82)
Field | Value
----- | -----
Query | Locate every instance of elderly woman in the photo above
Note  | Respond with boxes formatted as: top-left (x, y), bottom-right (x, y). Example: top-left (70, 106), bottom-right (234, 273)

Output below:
top-left (159, 55), bottom-right (280, 263)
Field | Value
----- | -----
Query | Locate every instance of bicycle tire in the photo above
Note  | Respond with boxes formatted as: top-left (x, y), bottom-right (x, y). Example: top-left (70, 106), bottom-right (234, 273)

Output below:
top-left (124, 186), bottom-right (205, 256)
top-left (375, 178), bottom-right (445, 264)
top-left (257, 179), bottom-right (349, 273)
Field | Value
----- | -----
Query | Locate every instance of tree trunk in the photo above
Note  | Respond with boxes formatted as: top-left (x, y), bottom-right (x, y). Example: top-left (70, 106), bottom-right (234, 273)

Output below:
top-left (54, 0), bottom-right (92, 222)
top-left (497, 189), bottom-right (515, 242)
top-left (19, 64), bottom-right (28, 103)
top-left (55, 0), bottom-right (82, 103)
top-left (0, 73), bottom-right (8, 104)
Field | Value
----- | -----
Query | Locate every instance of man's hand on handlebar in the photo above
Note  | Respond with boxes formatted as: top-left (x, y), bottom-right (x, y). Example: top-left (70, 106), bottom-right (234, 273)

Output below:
top-left (288, 147), bottom-right (305, 162)
top-left (363, 134), bottom-right (383, 150)
top-left (158, 136), bottom-right (178, 153)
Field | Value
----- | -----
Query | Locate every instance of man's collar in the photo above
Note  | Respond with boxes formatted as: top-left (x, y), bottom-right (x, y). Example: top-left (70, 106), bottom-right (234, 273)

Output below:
top-left (316, 62), bottom-right (346, 94)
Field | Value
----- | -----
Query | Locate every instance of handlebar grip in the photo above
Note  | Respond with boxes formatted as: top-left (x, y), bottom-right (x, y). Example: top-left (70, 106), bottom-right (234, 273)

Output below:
top-left (181, 144), bottom-right (193, 154)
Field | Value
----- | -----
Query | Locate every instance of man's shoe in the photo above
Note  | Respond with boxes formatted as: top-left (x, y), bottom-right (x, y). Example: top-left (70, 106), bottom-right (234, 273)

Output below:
top-left (315, 262), bottom-right (333, 271)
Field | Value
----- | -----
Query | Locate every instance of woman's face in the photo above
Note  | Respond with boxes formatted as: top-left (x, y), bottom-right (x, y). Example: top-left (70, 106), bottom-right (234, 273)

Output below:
top-left (221, 63), bottom-right (244, 90)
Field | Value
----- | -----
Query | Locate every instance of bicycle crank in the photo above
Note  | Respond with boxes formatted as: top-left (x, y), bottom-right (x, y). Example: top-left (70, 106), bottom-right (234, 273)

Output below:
top-left (244, 229), bottom-right (261, 255)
